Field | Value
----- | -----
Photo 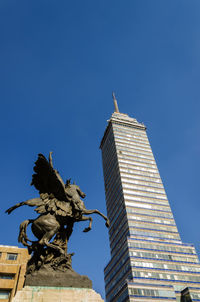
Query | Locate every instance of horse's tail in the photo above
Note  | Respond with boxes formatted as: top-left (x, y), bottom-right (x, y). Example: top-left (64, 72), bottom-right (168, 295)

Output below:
top-left (18, 219), bottom-right (34, 247)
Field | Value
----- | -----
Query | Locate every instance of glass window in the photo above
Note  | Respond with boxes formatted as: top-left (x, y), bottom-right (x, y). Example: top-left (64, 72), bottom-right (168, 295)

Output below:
top-left (132, 269), bottom-right (200, 282)
top-left (7, 253), bottom-right (18, 260)
top-left (128, 240), bottom-right (197, 255)
top-left (0, 274), bottom-right (14, 279)
top-left (0, 291), bottom-right (10, 299)
top-left (129, 287), bottom-right (175, 298)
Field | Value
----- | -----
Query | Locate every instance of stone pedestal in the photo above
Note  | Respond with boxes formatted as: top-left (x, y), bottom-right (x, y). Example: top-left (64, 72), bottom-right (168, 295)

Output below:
top-left (25, 269), bottom-right (92, 288)
top-left (12, 286), bottom-right (104, 302)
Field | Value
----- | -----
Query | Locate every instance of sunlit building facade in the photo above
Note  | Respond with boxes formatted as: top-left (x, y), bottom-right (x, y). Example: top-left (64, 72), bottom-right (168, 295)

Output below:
top-left (0, 245), bottom-right (29, 302)
top-left (100, 97), bottom-right (200, 302)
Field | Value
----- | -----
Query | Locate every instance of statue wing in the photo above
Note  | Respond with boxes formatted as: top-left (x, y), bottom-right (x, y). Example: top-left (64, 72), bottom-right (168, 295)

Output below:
top-left (31, 153), bottom-right (67, 202)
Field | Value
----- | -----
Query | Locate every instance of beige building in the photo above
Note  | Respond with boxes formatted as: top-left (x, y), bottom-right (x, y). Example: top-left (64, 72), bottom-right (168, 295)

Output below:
top-left (0, 245), bottom-right (29, 302)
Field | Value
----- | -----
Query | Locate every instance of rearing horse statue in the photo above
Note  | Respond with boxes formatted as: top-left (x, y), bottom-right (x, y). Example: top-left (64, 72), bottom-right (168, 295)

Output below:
top-left (6, 153), bottom-right (109, 257)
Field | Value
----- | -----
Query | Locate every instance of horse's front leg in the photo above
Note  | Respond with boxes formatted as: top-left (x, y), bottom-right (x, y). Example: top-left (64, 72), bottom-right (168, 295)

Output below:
top-left (78, 216), bottom-right (93, 232)
top-left (82, 209), bottom-right (110, 228)
top-left (5, 198), bottom-right (41, 214)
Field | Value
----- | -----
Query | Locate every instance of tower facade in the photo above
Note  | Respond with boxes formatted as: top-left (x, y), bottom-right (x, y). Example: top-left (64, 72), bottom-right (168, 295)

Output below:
top-left (100, 100), bottom-right (200, 302)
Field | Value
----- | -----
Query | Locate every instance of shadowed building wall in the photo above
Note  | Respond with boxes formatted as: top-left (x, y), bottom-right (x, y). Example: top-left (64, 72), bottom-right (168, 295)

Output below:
top-left (0, 245), bottom-right (29, 302)
top-left (100, 100), bottom-right (200, 302)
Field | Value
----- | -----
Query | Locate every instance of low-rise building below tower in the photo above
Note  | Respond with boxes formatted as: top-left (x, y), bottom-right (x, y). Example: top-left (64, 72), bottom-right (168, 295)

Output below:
top-left (0, 245), bottom-right (29, 302)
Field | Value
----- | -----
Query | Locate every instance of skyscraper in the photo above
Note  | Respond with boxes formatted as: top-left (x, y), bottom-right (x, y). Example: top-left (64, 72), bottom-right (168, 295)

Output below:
top-left (100, 95), bottom-right (200, 302)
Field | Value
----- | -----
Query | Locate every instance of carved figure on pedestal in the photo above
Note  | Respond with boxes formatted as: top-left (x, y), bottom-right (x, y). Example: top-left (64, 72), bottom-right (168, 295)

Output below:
top-left (6, 153), bottom-right (109, 287)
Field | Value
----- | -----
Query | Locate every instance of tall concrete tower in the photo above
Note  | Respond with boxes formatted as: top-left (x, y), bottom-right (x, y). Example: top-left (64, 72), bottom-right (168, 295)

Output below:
top-left (100, 95), bottom-right (200, 302)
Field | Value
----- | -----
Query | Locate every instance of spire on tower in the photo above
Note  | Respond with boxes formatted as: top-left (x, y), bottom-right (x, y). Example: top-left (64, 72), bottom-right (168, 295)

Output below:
top-left (112, 92), bottom-right (119, 113)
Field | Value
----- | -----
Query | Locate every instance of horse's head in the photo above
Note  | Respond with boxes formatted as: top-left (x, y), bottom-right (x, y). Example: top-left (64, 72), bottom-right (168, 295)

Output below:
top-left (73, 184), bottom-right (86, 199)
top-left (65, 179), bottom-right (86, 199)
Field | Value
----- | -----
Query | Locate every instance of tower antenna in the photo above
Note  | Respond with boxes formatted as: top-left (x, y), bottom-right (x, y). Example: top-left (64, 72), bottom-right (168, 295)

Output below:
top-left (112, 92), bottom-right (119, 113)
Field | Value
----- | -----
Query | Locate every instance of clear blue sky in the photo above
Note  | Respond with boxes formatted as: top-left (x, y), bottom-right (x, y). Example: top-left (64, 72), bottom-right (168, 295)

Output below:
top-left (0, 0), bottom-right (200, 298)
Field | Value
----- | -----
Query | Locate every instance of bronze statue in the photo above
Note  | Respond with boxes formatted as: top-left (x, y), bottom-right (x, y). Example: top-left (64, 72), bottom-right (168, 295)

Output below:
top-left (6, 152), bottom-right (109, 287)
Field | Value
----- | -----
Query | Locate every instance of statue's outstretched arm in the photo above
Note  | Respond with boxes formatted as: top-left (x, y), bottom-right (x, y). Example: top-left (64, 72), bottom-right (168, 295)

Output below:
top-left (49, 151), bottom-right (53, 168)
top-left (48, 151), bottom-right (65, 189)
top-left (5, 198), bottom-right (42, 215)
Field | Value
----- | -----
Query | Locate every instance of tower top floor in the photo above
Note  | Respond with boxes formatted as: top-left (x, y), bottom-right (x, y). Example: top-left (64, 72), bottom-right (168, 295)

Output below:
top-left (100, 107), bottom-right (146, 149)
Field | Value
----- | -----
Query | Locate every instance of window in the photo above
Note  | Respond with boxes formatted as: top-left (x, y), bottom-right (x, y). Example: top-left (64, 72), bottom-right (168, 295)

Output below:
top-left (0, 274), bottom-right (14, 279)
top-left (0, 291), bottom-right (11, 299)
top-left (129, 288), bottom-right (175, 297)
top-left (7, 253), bottom-right (18, 260)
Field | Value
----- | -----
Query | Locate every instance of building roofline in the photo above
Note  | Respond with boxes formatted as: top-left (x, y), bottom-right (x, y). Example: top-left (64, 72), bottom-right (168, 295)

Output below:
top-left (100, 113), bottom-right (146, 149)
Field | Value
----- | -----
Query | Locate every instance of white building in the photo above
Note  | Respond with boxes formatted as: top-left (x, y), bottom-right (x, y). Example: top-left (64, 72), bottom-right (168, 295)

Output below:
top-left (100, 95), bottom-right (200, 302)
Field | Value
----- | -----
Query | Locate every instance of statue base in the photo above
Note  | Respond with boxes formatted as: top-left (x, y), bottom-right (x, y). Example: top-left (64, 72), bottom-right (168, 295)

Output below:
top-left (12, 286), bottom-right (104, 302)
top-left (25, 268), bottom-right (92, 288)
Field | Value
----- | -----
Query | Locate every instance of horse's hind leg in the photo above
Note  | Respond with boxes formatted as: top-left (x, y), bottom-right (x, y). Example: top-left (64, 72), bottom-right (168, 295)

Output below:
top-left (34, 215), bottom-right (63, 254)
top-left (32, 213), bottom-right (65, 254)
top-left (18, 219), bottom-right (34, 247)
top-left (39, 229), bottom-right (65, 254)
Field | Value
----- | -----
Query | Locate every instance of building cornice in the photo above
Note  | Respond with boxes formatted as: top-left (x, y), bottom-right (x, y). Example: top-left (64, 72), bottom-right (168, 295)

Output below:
top-left (100, 112), bottom-right (146, 149)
